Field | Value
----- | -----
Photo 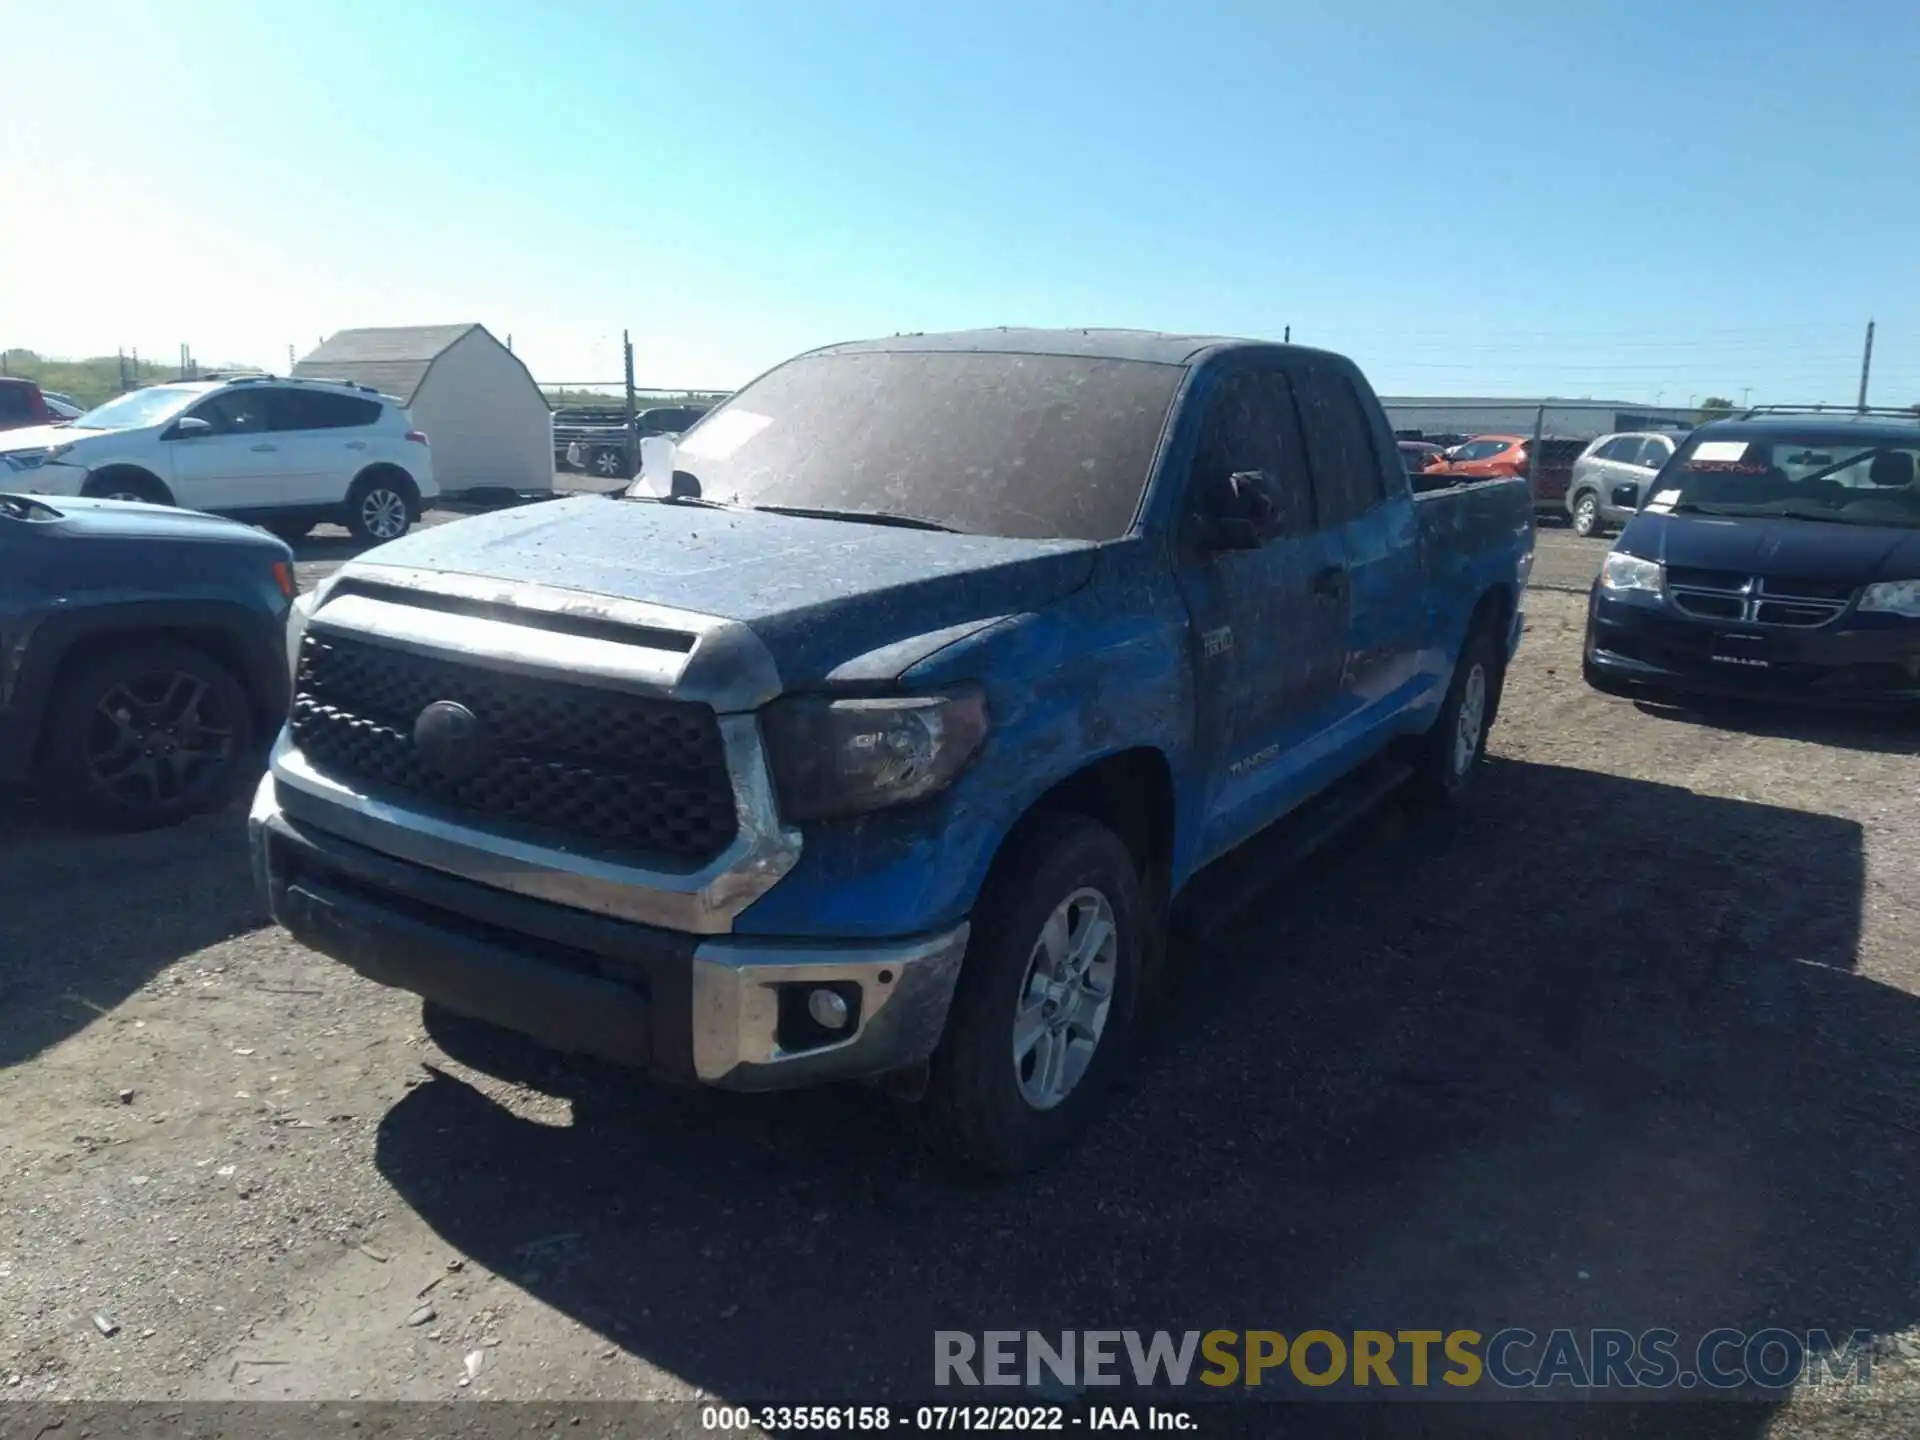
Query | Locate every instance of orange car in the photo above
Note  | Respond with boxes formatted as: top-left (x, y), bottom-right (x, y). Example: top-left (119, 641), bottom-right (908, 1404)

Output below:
top-left (1422, 432), bottom-right (1587, 513)
top-left (1424, 433), bottom-right (1530, 479)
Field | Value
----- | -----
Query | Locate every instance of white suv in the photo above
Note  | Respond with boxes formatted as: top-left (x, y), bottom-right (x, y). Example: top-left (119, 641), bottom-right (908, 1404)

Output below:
top-left (0, 376), bottom-right (438, 543)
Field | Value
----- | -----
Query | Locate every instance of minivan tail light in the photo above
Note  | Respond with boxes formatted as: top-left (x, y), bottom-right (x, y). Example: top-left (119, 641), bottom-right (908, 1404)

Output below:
top-left (405, 430), bottom-right (429, 446)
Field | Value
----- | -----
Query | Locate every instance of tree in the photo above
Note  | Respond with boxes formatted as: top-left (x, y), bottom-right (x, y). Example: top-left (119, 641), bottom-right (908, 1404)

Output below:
top-left (1697, 396), bottom-right (1737, 421)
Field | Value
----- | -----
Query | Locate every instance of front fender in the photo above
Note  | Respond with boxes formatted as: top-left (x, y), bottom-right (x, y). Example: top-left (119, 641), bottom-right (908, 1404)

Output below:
top-left (733, 565), bottom-right (1196, 939)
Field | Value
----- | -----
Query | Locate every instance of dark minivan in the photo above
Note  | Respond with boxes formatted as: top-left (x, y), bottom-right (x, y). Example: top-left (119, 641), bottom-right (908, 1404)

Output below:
top-left (1584, 408), bottom-right (1920, 707)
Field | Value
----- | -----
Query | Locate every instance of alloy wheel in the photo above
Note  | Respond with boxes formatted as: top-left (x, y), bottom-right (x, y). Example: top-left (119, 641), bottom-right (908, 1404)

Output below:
top-left (84, 669), bottom-right (236, 814)
top-left (1012, 887), bottom-right (1119, 1111)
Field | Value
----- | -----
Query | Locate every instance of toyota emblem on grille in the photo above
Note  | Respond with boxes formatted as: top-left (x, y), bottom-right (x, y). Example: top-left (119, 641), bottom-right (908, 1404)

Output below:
top-left (413, 700), bottom-right (488, 779)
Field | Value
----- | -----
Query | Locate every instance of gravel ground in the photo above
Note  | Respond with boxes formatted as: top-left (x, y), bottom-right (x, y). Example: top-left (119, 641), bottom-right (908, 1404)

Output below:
top-left (7, 514), bottom-right (1920, 1435)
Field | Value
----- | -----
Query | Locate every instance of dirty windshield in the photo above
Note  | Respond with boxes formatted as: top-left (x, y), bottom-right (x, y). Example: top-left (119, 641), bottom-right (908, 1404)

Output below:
top-left (1660, 430), bottom-right (1920, 527)
top-left (640, 350), bottom-right (1183, 541)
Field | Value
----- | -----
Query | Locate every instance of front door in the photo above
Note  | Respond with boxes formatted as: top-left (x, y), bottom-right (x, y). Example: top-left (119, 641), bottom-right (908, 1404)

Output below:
top-left (165, 388), bottom-right (283, 513)
top-left (1174, 366), bottom-right (1349, 864)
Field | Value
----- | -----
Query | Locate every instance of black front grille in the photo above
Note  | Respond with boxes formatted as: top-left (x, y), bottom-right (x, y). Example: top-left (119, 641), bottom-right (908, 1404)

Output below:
top-left (290, 633), bottom-right (737, 862)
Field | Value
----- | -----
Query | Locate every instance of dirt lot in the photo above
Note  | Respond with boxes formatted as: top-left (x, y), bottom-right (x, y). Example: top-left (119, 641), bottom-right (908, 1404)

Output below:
top-left (6, 518), bottom-right (1920, 1434)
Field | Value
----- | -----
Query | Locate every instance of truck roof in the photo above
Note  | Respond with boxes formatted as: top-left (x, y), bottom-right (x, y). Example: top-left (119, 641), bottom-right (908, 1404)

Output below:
top-left (806, 327), bottom-right (1341, 368)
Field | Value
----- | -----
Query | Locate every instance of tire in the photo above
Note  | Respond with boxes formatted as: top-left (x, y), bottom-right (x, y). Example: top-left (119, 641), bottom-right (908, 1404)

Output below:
top-left (591, 446), bottom-right (628, 480)
top-left (1408, 615), bottom-right (1502, 807)
top-left (41, 642), bottom-right (256, 831)
top-left (83, 471), bottom-right (168, 505)
top-left (266, 519), bottom-right (313, 543)
top-left (1570, 490), bottom-right (1603, 538)
top-left (917, 812), bottom-right (1144, 1176)
top-left (345, 474), bottom-right (416, 544)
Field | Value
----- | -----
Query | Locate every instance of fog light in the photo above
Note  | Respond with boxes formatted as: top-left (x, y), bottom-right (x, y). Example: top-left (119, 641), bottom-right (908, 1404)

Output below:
top-left (807, 988), bottom-right (851, 1031)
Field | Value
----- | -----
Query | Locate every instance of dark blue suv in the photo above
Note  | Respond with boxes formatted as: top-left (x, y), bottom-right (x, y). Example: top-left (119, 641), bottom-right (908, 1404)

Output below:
top-left (0, 493), bottom-right (296, 828)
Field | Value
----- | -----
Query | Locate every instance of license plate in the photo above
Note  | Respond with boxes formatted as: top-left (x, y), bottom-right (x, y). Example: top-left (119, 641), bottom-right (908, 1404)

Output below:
top-left (1709, 635), bottom-right (1770, 668)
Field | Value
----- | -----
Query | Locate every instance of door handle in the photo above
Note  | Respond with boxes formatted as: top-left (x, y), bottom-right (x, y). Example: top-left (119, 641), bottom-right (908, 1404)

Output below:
top-left (250, 443), bottom-right (278, 452)
top-left (1312, 566), bottom-right (1348, 599)
top-left (345, 440), bottom-right (368, 450)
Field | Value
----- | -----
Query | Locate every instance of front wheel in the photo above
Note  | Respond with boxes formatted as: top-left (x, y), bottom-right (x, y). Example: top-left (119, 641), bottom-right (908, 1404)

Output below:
top-left (917, 812), bottom-right (1143, 1176)
top-left (591, 446), bottom-right (628, 480)
top-left (1570, 491), bottom-right (1603, 537)
top-left (42, 642), bottom-right (256, 830)
top-left (346, 477), bottom-right (415, 543)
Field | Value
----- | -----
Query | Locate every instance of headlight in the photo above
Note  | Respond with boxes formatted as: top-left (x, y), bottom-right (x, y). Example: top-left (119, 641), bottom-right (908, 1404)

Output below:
top-left (3, 443), bottom-right (73, 471)
top-left (761, 687), bottom-right (989, 822)
top-left (1599, 551), bottom-right (1664, 594)
top-left (1859, 580), bottom-right (1920, 618)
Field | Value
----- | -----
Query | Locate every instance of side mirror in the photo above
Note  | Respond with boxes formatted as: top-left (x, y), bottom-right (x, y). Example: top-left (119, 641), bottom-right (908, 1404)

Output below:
top-left (1611, 484), bottom-right (1638, 509)
top-left (169, 416), bottom-right (213, 439)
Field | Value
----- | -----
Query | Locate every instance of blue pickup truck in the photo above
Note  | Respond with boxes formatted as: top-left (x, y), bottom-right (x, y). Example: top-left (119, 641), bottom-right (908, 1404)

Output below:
top-left (249, 329), bottom-right (1532, 1173)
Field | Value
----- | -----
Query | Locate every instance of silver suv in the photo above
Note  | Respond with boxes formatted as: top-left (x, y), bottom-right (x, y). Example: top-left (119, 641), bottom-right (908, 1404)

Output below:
top-left (1564, 431), bottom-right (1681, 537)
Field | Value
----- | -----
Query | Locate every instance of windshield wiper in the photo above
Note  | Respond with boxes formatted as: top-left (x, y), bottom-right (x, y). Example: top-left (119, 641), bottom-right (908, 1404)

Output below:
top-left (750, 504), bottom-right (956, 533)
top-left (617, 489), bottom-right (735, 510)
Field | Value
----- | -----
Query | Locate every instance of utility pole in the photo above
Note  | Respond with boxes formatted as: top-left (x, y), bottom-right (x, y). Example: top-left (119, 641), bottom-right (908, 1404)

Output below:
top-left (622, 330), bottom-right (638, 484)
top-left (1857, 319), bottom-right (1875, 412)
top-left (1741, 387), bottom-right (1751, 409)
top-left (1283, 326), bottom-right (1291, 343)
top-left (287, 344), bottom-right (295, 374)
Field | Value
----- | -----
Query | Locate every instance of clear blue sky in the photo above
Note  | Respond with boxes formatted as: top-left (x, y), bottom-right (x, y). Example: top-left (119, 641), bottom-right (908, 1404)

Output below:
top-left (6, 0), bottom-right (1917, 405)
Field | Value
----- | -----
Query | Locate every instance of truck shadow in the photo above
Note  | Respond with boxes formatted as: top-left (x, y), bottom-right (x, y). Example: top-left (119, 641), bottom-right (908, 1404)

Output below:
top-left (374, 756), bottom-right (1900, 1429)
top-left (0, 800), bottom-right (268, 1068)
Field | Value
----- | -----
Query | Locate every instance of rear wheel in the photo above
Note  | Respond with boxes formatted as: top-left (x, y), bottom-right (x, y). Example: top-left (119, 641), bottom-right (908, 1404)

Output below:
top-left (1408, 617), bottom-right (1502, 806)
top-left (591, 446), bottom-right (628, 480)
top-left (1570, 490), bottom-right (1603, 537)
top-left (345, 475), bottom-right (415, 543)
top-left (917, 812), bottom-right (1143, 1176)
top-left (42, 642), bottom-right (256, 830)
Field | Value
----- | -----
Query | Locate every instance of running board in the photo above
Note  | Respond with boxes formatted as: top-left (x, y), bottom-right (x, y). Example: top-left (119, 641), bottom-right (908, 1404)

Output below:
top-left (1169, 755), bottom-right (1415, 939)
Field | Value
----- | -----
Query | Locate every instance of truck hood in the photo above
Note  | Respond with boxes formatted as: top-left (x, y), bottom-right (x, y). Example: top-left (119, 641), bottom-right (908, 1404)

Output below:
top-left (349, 494), bottom-right (1100, 685)
top-left (1619, 511), bottom-right (1920, 584)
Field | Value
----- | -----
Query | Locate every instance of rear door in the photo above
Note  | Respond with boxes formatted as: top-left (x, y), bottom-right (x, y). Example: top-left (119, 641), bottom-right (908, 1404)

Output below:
top-left (1173, 364), bottom-right (1349, 860)
top-left (1289, 361), bottom-right (1428, 741)
top-left (269, 388), bottom-right (384, 508)
top-left (165, 388), bottom-right (283, 512)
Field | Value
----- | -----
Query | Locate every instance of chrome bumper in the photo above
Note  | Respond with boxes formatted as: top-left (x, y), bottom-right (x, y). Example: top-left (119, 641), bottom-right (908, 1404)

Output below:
top-left (691, 924), bottom-right (970, 1089)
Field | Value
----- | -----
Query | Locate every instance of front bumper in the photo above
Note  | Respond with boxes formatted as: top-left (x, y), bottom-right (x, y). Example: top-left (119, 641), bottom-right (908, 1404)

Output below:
top-left (248, 775), bottom-right (969, 1090)
top-left (1584, 587), bottom-right (1920, 708)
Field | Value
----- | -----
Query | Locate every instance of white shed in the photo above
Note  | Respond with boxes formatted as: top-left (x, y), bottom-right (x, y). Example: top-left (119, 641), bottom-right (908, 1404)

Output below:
top-left (294, 323), bottom-right (553, 496)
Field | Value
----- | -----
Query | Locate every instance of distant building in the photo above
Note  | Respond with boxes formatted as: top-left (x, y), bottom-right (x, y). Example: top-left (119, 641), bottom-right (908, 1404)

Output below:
top-left (295, 324), bottom-right (553, 494)
top-left (1380, 395), bottom-right (1698, 443)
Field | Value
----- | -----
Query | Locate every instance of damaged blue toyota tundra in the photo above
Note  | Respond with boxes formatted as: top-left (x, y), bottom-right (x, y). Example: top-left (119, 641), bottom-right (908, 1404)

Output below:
top-left (249, 329), bottom-right (1533, 1174)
